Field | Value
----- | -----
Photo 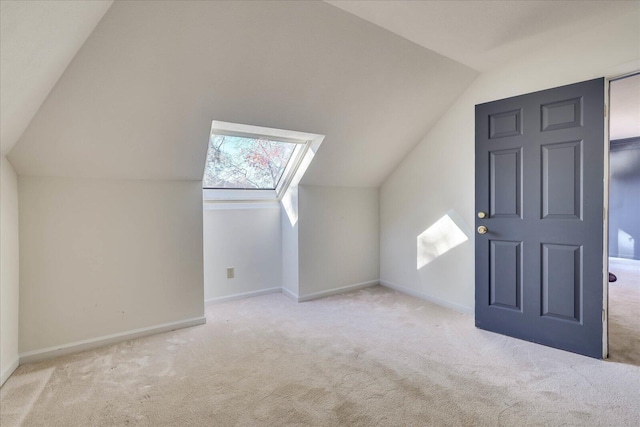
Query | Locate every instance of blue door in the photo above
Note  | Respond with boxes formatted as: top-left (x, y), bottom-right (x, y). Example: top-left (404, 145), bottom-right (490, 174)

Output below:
top-left (475, 78), bottom-right (605, 358)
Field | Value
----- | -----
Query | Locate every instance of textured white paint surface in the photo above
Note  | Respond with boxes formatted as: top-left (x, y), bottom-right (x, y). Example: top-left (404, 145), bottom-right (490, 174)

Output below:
top-left (0, 0), bottom-right (112, 154)
top-left (203, 206), bottom-right (282, 301)
top-left (281, 197), bottom-right (300, 297)
top-left (299, 186), bottom-right (379, 296)
top-left (7, 1), bottom-right (476, 187)
top-left (17, 177), bottom-right (204, 353)
top-left (326, 1), bottom-right (637, 72)
top-left (0, 156), bottom-right (20, 384)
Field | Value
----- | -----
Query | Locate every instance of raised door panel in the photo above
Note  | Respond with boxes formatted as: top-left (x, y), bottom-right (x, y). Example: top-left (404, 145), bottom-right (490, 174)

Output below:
top-left (541, 97), bottom-right (582, 132)
top-left (489, 240), bottom-right (522, 311)
top-left (541, 141), bottom-right (582, 219)
top-left (489, 109), bottom-right (522, 139)
top-left (541, 243), bottom-right (582, 323)
top-left (490, 148), bottom-right (522, 218)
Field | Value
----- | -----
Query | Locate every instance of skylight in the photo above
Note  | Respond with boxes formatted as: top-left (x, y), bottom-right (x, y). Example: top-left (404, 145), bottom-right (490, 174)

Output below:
top-left (202, 121), bottom-right (325, 204)
top-left (203, 135), bottom-right (296, 190)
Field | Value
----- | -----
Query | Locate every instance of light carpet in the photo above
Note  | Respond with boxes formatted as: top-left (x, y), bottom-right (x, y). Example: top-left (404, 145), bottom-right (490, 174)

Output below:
top-left (1, 283), bottom-right (639, 426)
top-left (608, 257), bottom-right (640, 366)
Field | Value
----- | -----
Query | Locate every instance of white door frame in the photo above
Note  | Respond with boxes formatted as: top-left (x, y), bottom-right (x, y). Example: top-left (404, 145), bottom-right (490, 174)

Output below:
top-left (603, 70), bottom-right (640, 358)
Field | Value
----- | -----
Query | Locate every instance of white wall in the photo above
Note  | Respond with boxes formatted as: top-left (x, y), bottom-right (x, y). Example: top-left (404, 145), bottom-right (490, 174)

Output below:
top-left (380, 9), bottom-right (640, 313)
top-left (202, 185), bottom-right (379, 303)
top-left (298, 186), bottom-right (379, 299)
top-left (18, 177), bottom-right (204, 354)
top-left (203, 205), bottom-right (281, 301)
top-left (0, 156), bottom-right (19, 385)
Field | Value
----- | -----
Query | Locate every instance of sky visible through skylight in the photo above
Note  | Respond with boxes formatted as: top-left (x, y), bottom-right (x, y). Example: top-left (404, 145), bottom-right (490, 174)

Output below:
top-left (203, 135), bottom-right (296, 189)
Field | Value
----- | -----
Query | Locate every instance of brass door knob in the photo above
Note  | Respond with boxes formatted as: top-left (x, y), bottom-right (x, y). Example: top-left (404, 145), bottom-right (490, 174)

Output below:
top-left (477, 225), bottom-right (488, 234)
top-left (477, 211), bottom-right (487, 219)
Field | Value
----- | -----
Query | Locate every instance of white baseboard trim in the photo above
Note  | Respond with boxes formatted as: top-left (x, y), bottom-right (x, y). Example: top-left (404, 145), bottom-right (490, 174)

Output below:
top-left (205, 287), bottom-right (282, 304)
top-left (281, 287), bottom-right (299, 302)
top-left (0, 357), bottom-right (20, 387)
top-left (297, 280), bottom-right (379, 303)
top-left (19, 316), bottom-right (206, 365)
top-left (380, 280), bottom-right (473, 315)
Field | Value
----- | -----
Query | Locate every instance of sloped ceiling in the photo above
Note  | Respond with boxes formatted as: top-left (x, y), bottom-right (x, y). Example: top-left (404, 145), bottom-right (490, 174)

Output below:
top-left (6, 0), bottom-right (477, 186)
top-left (326, 0), bottom-right (638, 72)
top-left (12, 1), bottom-right (633, 185)
top-left (0, 0), bottom-right (113, 155)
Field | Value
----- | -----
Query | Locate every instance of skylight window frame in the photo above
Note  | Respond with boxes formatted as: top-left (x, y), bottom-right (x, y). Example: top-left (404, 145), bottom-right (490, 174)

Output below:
top-left (202, 135), bottom-right (300, 192)
top-left (202, 121), bottom-right (321, 204)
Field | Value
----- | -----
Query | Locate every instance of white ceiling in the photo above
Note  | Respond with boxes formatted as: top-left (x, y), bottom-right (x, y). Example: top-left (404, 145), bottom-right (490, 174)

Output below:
top-left (6, 0), bottom-right (476, 186)
top-left (3, 1), bottom-right (638, 185)
top-left (326, 1), bottom-right (637, 72)
top-left (0, 0), bottom-right (113, 155)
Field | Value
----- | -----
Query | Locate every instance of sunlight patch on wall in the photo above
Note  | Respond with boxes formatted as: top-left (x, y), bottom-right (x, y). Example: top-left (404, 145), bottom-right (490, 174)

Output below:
top-left (280, 137), bottom-right (319, 227)
top-left (618, 228), bottom-right (635, 259)
top-left (417, 213), bottom-right (469, 269)
top-left (282, 185), bottom-right (299, 226)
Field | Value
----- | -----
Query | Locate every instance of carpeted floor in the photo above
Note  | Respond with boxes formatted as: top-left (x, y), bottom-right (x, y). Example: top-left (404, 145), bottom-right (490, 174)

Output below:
top-left (608, 257), bottom-right (640, 366)
top-left (1, 279), bottom-right (639, 426)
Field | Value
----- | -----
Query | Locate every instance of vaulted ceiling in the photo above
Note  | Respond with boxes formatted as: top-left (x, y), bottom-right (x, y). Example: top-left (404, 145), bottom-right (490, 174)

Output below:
top-left (4, 0), bottom-right (477, 186)
top-left (2, 1), bottom-right (638, 186)
top-left (326, 1), bottom-right (636, 71)
top-left (0, 0), bottom-right (113, 155)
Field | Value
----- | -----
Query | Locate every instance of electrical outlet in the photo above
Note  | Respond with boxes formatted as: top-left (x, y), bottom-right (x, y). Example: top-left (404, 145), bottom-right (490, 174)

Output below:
top-left (227, 267), bottom-right (234, 279)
